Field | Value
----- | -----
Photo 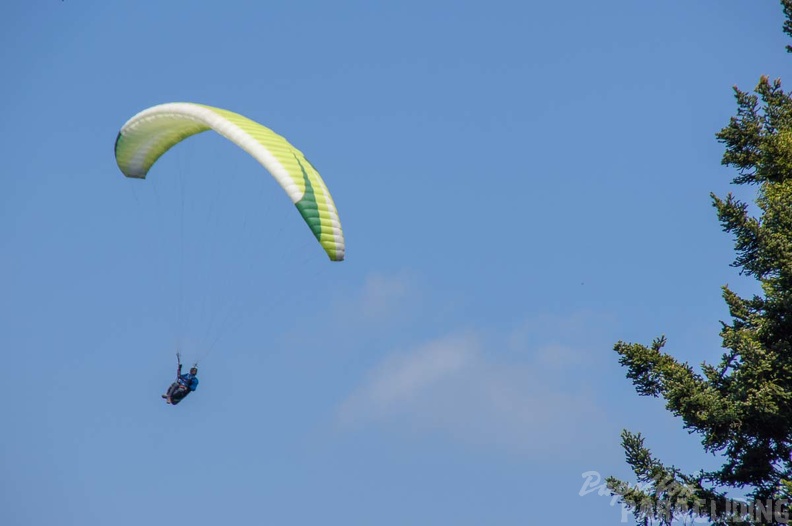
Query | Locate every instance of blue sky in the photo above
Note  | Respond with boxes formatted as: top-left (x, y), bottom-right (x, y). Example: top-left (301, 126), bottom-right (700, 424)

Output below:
top-left (0, 1), bottom-right (788, 524)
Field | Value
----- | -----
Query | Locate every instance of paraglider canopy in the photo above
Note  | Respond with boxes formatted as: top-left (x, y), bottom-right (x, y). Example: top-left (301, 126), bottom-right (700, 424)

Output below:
top-left (114, 102), bottom-right (345, 262)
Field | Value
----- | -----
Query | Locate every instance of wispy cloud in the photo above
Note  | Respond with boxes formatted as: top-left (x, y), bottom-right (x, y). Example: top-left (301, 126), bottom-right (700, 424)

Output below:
top-left (277, 270), bottom-right (421, 351)
top-left (322, 270), bottom-right (425, 332)
top-left (338, 333), bottom-right (477, 421)
top-left (355, 271), bottom-right (415, 321)
top-left (337, 320), bottom-right (613, 457)
top-left (280, 270), bottom-right (616, 457)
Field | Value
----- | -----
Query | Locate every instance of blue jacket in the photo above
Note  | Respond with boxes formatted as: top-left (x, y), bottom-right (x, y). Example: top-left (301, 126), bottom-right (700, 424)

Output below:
top-left (178, 373), bottom-right (199, 391)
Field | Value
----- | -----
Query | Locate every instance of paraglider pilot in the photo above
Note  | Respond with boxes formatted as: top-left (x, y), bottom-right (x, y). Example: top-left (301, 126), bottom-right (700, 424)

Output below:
top-left (162, 353), bottom-right (199, 405)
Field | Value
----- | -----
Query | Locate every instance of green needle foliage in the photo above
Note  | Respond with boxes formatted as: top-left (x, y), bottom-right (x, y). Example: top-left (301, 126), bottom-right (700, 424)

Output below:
top-left (607, 3), bottom-right (792, 524)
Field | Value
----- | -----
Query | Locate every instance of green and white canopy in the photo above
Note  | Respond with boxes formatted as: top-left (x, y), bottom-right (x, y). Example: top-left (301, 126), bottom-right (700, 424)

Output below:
top-left (114, 102), bottom-right (345, 261)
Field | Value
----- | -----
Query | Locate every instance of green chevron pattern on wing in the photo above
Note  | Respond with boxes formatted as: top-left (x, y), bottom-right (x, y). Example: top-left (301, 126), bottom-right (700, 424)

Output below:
top-left (199, 105), bottom-right (344, 261)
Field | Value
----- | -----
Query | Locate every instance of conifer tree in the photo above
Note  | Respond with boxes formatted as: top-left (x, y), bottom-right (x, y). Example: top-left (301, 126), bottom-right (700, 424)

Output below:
top-left (608, 3), bottom-right (792, 524)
